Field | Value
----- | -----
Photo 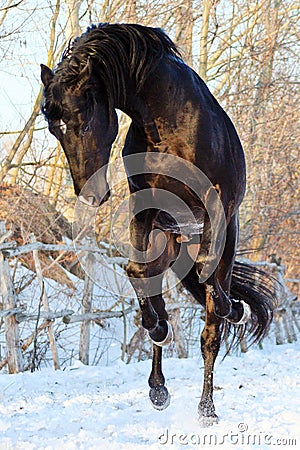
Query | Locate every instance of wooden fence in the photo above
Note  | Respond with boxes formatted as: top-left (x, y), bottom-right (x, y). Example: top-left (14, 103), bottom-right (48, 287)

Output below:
top-left (0, 220), bottom-right (137, 373)
top-left (0, 221), bottom-right (299, 374)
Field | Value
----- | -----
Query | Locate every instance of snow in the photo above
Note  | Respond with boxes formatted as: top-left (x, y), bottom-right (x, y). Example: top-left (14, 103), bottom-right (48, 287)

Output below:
top-left (0, 340), bottom-right (299, 450)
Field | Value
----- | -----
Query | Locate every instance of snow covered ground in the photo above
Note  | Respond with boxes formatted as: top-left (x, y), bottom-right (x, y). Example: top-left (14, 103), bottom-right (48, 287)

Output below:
top-left (0, 340), bottom-right (299, 450)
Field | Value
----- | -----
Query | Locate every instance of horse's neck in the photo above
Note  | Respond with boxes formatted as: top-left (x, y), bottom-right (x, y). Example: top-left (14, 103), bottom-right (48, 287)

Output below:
top-left (124, 61), bottom-right (199, 151)
top-left (124, 96), bottom-right (161, 145)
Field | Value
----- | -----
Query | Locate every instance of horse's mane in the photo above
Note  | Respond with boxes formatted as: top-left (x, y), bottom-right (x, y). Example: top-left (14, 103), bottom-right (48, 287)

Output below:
top-left (53, 23), bottom-right (181, 107)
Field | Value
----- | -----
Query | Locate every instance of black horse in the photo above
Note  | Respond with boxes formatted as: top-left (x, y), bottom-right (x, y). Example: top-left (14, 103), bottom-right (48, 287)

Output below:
top-left (41, 23), bottom-right (277, 424)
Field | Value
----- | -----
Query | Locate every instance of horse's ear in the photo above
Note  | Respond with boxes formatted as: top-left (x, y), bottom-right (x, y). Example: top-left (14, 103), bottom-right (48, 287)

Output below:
top-left (41, 64), bottom-right (54, 86)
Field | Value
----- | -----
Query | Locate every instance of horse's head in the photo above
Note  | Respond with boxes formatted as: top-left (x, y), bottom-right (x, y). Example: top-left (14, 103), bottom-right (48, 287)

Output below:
top-left (41, 63), bottom-right (118, 207)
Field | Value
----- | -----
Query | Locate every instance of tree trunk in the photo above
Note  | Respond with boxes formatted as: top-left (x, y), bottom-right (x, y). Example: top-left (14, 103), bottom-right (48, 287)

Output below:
top-left (199, 0), bottom-right (212, 81)
top-left (125, 0), bottom-right (137, 22)
top-left (79, 252), bottom-right (95, 365)
top-left (31, 234), bottom-right (60, 370)
top-left (65, 0), bottom-right (82, 40)
top-left (175, 0), bottom-right (194, 66)
top-left (0, 222), bottom-right (23, 373)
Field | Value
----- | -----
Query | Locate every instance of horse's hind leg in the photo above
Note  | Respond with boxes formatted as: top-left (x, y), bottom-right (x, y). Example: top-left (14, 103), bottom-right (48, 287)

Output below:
top-left (171, 259), bottom-right (221, 424)
top-left (211, 214), bottom-right (252, 324)
top-left (197, 212), bottom-right (232, 318)
top-left (198, 284), bottom-right (221, 426)
top-left (200, 214), bottom-right (251, 324)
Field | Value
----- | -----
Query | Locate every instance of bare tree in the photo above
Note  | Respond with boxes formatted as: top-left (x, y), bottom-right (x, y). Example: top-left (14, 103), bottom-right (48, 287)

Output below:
top-left (65, 0), bottom-right (83, 39)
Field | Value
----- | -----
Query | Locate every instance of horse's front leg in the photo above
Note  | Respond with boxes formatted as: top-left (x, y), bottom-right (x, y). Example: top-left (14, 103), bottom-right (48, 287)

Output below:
top-left (198, 284), bottom-right (221, 426)
top-left (126, 272), bottom-right (172, 345)
top-left (126, 214), bottom-right (172, 410)
top-left (146, 233), bottom-right (179, 410)
top-left (148, 344), bottom-right (171, 410)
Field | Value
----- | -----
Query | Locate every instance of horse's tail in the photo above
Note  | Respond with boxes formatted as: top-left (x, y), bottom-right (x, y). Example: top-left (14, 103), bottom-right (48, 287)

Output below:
top-left (222, 260), bottom-right (279, 348)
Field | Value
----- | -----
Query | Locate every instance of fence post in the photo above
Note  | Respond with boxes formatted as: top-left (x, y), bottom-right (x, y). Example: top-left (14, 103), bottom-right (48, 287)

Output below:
top-left (79, 252), bottom-right (95, 365)
top-left (0, 222), bottom-right (23, 373)
top-left (30, 234), bottom-right (60, 370)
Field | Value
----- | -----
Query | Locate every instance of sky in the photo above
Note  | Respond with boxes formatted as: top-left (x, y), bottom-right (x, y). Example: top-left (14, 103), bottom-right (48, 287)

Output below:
top-left (0, 2), bottom-right (67, 136)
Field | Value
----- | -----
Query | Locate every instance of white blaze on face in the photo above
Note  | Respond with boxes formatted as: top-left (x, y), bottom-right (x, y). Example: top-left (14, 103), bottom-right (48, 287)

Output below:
top-left (59, 120), bottom-right (67, 134)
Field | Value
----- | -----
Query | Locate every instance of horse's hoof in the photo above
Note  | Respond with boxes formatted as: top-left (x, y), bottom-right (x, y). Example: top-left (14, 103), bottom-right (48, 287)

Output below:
top-left (149, 386), bottom-right (171, 410)
top-left (149, 320), bottom-right (173, 347)
top-left (198, 400), bottom-right (218, 426)
top-left (198, 414), bottom-right (219, 427)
